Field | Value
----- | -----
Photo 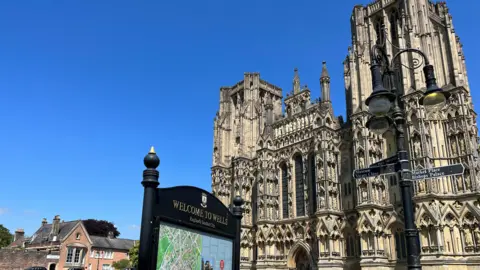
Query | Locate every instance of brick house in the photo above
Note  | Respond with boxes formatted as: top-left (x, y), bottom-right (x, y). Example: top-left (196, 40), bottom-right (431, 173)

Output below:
top-left (2, 216), bottom-right (136, 270)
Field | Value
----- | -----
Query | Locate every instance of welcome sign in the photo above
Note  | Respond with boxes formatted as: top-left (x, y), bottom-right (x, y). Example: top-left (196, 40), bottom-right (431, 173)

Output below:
top-left (152, 186), bottom-right (239, 270)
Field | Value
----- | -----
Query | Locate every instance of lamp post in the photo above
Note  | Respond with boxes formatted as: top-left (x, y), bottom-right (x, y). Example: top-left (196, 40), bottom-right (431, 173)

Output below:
top-left (138, 147), bottom-right (160, 270)
top-left (364, 44), bottom-right (450, 270)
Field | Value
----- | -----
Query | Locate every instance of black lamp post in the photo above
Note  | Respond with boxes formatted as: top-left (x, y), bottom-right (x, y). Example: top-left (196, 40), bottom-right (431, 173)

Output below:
top-left (138, 147), bottom-right (160, 270)
top-left (364, 44), bottom-right (450, 270)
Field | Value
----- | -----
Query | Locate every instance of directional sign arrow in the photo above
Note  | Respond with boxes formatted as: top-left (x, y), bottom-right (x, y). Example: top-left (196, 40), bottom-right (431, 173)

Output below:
top-left (353, 163), bottom-right (398, 179)
top-left (412, 163), bottom-right (465, 180)
top-left (370, 154), bottom-right (398, 168)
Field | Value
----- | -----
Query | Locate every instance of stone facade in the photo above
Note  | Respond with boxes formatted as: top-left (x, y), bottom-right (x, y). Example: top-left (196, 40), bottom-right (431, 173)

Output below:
top-left (211, 1), bottom-right (480, 269)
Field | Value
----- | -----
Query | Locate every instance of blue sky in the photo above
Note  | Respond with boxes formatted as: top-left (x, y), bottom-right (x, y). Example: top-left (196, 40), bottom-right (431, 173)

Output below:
top-left (0, 1), bottom-right (478, 240)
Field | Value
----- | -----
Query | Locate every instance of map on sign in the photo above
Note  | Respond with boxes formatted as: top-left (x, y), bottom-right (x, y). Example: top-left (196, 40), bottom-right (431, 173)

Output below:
top-left (156, 222), bottom-right (233, 270)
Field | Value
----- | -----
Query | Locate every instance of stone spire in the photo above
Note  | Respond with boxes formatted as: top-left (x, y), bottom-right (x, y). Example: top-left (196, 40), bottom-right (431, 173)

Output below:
top-left (293, 68), bottom-right (300, 94)
top-left (320, 61), bottom-right (331, 102)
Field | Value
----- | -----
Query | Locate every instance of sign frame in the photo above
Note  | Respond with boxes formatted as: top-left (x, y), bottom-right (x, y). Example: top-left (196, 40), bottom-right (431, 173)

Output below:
top-left (412, 163), bottom-right (465, 180)
top-left (151, 185), bottom-right (239, 270)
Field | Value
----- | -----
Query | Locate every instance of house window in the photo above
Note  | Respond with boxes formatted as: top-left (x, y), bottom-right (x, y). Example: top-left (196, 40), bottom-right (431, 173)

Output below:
top-left (66, 248), bottom-right (74, 263)
top-left (103, 250), bottom-right (114, 259)
top-left (102, 264), bottom-right (111, 270)
top-left (76, 233), bottom-right (81, 240)
top-left (74, 249), bottom-right (81, 263)
top-left (66, 247), bottom-right (84, 264)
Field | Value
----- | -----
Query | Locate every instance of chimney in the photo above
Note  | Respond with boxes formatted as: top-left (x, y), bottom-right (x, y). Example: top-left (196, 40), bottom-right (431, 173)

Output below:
top-left (51, 215), bottom-right (60, 237)
top-left (42, 218), bottom-right (47, 226)
top-left (14, 229), bottom-right (25, 242)
top-left (107, 231), bottom-right (114, 239)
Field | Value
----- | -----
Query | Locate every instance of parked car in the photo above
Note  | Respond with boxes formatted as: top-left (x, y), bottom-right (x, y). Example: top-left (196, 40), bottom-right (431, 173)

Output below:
top-left (25, 267), bottom-right (47, 270)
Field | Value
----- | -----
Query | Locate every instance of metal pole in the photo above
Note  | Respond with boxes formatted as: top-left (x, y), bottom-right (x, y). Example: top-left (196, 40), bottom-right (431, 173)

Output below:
top-left (392, 96), bottom-right (422, 269)
top-left (232, 195), bottom-right (244, 270)
top-left (138, 147), bottom-right (160, 270)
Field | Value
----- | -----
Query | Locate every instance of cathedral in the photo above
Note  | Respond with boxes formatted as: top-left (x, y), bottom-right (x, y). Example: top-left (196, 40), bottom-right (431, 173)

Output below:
top-left (211, 0), bottom-right (480, 269)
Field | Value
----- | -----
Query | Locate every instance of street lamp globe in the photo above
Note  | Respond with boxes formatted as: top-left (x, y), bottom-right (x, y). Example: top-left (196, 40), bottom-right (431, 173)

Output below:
top-left (368, 95), bottom-right (392, 116)
top-left (366, 116), bottom-right (391, 135)
top-left (421, 91), bottom-right (447, 111)
top-left (420, 64), bottom-right (450, 111)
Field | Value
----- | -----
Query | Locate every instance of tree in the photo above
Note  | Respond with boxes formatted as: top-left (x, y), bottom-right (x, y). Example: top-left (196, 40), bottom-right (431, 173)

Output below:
top-left (128, 241), bottom-right (139, 267)
top-left (112, 259), bottom-right (131, 270)
top-left (82, 219), bottom-right (120, 238)
top-left (0, 225), bottom-right (13, 248)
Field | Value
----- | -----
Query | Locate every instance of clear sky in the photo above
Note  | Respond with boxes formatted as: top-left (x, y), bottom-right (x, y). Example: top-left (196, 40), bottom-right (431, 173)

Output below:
top-left (0, 1), bottom-right (478, 240)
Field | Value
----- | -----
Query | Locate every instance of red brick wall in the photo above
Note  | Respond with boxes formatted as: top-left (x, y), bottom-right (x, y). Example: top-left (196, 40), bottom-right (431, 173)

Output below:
top-left (0, 249), bottom-right (56, 270)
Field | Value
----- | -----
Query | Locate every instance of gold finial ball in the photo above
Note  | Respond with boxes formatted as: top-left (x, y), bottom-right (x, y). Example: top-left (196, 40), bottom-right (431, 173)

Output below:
top-left (144, 146), bottom-right (160, 169)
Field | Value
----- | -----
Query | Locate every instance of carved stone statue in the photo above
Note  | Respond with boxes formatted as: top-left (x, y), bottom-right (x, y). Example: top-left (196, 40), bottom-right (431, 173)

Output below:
top-left (460, 139), bottom-right (466, 152)
top-left (359, 156), bottom-right (365, 168)
top-left (361, 187), bottom-right (368, 201)
top-left (456, 176), bottom-right (464, 191)
top-left (465, 229), bottom-right (473, 246)
top-left (418, 180), bottom-right (425, 192)
top-left (414, 140), bottom-right (421, 157)
top-left (319, 196), bottom-right (325, 208)
top-left (474, 230), bottom-right (480, 244)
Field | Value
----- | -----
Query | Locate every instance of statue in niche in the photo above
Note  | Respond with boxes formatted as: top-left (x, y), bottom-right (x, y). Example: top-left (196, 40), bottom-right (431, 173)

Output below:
top-left (359, 156), bottom-right (365, 168)
top-left (456, 176), bottom-right (464, 191)
top-left (331, 166), bottom-right (336, 180)
top-left (361, 186), bottom-right (368, 201)
top-left (418, 180), bottom-right (425, 192)
top-left (451, 142), bottom-right (458, 156)
top-left (319, 196), bottom-right (325, 208)
top-left (465, 230), bottom-right (474, 246)
top-left (318, 166), bottom-right (324, 180)
top-left (259, 205), bottom-right (264, 219)
top-left (460, 139), bottom-right (466, 153)
top-left (414, 140), bottom-right (421, 157)
top-left (474, 231), bottom-right (480, 245)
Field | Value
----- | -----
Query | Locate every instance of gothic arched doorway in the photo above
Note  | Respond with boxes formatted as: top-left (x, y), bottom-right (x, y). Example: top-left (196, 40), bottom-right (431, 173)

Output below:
top-left (287, 241), bottom-right (314, 270)
top-left (295, 247), bottom-right (311, 270)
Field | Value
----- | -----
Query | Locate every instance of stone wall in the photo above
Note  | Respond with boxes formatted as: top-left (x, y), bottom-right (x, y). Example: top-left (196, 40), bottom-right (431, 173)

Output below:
top-left (0, 249), bottom-right (52, 270)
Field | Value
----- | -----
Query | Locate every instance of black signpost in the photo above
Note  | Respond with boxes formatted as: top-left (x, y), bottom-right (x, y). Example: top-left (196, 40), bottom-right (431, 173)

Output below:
top-left (353, 163), bottom-right (397, 179)
top-left (412, 163), bottom-right (464, 180)
top-left (138, 147), bottom-right (244, 270)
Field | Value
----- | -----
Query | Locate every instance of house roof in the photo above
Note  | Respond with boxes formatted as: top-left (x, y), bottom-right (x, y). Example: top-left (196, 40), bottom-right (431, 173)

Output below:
top-left (90, 236), bottom-right (135, 251)
top-left (29, 221), bottom-right (79, 245)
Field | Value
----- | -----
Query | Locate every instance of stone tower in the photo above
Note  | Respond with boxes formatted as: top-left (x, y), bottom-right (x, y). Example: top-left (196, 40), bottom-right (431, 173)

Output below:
top-left (211, 1), bottom-right (480, 269)
top-left (343, 0), bottom-right (480, 269)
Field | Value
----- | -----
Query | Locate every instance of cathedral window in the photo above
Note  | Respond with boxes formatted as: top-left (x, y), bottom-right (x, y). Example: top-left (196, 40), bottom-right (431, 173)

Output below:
top-left (281, 163), bottom-right (289, 219)
top-left (294, 154), bottom-right (305, 217)
top-left (374, 17), bottom-right (385, 45)
top-left (394, 231), bottom-right (407, 260)
top-left (308, 153), bottom-right (317, 213)
top-left (389, 10), bottom-right (399, 40)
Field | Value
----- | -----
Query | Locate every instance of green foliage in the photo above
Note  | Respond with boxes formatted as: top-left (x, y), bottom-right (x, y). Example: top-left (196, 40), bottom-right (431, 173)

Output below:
top-left (82, 219), bottom-right (120, 237)
top-left (112, 259), bottom-right (131, 269)
top-left (128, 241), bottom-right (139, 267)
top-left (0, 225), bottom-right (13, 248)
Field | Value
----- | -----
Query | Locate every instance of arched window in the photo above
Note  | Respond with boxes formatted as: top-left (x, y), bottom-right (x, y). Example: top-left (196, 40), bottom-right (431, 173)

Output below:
top-left (308, 153), bottom-right (317, 214)
top-left (390, 10), bottom-right (399, 40)
top-left (395, 231), bottom-right (407, 260)
top-left (375, 17), bottom-right (385, 45)
top-left (294, 154), bottom-right (305, 217)
top-left (281, 163), bottom-right (289, 219)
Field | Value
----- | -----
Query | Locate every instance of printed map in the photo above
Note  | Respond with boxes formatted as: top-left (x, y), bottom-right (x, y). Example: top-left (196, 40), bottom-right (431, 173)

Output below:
top-left (157, 222), bottom-right (233, 270)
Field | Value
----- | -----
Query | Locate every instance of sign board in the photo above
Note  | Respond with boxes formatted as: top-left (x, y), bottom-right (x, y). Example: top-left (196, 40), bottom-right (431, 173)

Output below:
top-left (353, 163), bottom-right (397, 179)
top-left (412, 163), bottom-right (464, 180)
top-left (153, 186), bottom-right (236, 270)
top-left (370, 155), bottom-right (398, 168)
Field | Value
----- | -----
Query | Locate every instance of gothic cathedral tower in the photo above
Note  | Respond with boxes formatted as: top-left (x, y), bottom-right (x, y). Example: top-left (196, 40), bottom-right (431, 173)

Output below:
top-left (344, 0), bottom-right (479, 269)
top-left (211, 1), bottom-right (480, 269)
